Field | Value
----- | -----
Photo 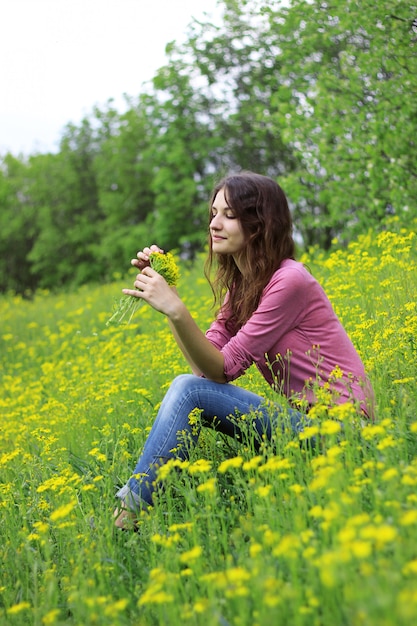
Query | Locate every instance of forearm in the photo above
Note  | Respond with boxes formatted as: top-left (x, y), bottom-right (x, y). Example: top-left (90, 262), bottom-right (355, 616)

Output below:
top-left (123, 273), bottom-right (226, 382)
top-left (167, 319), bottom-right (204, 376)
top-left (168, 302), bottom-right (226, 383)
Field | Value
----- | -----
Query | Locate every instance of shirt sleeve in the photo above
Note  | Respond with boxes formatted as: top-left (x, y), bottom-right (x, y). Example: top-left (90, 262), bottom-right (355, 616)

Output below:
top-left (211, 267), bottom-right (308, 382)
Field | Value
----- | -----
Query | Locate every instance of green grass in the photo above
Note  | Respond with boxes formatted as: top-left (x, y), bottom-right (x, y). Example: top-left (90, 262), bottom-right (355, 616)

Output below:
top-left (1, 223), bottom-right (417, 625)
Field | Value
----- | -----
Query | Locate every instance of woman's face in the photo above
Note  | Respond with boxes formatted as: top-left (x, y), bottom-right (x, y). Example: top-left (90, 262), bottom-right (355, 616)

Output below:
top-left (210, 188), bottom-right (246, 258)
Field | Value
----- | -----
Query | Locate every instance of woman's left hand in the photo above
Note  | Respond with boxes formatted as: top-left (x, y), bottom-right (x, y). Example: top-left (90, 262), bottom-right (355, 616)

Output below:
top-left (122, 266), bottom-right (181, 317)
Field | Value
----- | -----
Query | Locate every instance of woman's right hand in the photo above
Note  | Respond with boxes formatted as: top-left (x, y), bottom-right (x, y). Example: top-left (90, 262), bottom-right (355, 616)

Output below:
top-left (131, 244), bottom-right (164, 270)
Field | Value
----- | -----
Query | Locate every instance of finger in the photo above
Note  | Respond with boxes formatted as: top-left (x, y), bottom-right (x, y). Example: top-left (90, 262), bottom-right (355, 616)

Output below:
top-left (133, 251), bottom-right (150, 269)
top-left (136, 246), bottom-right (164, 263)
top-left (137, 250), bottom-right (150, 262)
top-left (137, 269), bottom-right (156, 280)
top-left (140, 267), bottom-right (158, 278)
top-left (134, 274), bottom-right (149, 288)
top-left (122, 288), bottom-right (144, 298)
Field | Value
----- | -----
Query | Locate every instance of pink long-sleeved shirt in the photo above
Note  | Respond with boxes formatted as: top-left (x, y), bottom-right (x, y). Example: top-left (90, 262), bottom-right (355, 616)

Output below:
top-left (206, 259), bottom-right (373, 416)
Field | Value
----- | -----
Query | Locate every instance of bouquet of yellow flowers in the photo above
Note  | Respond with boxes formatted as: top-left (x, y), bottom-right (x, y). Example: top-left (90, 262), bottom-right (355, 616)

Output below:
top-left (107, 251), bottom-right (180, 326)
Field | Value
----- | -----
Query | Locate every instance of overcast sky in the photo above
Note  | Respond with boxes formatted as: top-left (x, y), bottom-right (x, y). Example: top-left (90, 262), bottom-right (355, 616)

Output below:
top-left (1, 0), bottom-right (220, 156)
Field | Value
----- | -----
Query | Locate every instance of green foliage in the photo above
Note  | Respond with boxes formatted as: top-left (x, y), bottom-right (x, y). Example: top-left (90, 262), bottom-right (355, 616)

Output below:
top-left (146, 62), bottom-right (219, 251)
top-left (267, 0), bottom-right (417, 246)
top-left (0, 154), bottom-right (39, 292)
top-left (184, 0), bottom-right (297, 177)
top-left (92, 98), bottom-right (158, 273)
top-left (0, 0), bottom-right (416, 293)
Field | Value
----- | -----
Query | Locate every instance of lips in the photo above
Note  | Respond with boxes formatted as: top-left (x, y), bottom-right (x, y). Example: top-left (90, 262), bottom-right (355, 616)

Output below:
top-left (212, 234), bottom-right (226, 241)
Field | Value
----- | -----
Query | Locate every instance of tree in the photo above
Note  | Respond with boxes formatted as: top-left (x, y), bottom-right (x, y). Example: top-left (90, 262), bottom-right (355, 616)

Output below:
top-left (92, 97), bottom-right (158, 275)
top-left (261, 0), bottom-right (417, 246)
top-left (27, 118), bottom-right (103, 288)
top-left (184, 0), bottom-right (297, 178)
top-left (143, 58), bottom-right (221, 252)
top-left (0, 154), bottom-right (39, 293)
top-left (3, 0), bottom-right (417, 294)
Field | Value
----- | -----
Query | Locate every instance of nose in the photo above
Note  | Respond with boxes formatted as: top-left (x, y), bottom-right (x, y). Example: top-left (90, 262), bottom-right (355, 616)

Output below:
top-left (211, 213), bottom-right (222, 230)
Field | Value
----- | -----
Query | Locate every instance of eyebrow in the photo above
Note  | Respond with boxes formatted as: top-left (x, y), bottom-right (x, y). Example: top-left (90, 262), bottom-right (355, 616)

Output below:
top-left (211, 201), bottom-right (232, 210)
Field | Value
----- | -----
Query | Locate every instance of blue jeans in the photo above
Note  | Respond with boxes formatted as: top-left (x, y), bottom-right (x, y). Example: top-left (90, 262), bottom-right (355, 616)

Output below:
top-left (116, 374), bottom-right (305, 511)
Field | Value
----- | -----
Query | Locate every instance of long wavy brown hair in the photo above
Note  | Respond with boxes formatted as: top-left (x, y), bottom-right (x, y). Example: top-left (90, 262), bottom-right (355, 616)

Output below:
top-left (204, 171), bottom-right (295, 330)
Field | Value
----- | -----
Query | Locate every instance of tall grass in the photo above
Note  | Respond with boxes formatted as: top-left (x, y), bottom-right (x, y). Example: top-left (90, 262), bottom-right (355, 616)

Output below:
top-left (1, 222), bottom-right (416, 625)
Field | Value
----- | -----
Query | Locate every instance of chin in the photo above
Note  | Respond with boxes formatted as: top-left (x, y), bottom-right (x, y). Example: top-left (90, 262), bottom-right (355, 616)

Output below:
top-left (212, 245), bottom-right (230, 254)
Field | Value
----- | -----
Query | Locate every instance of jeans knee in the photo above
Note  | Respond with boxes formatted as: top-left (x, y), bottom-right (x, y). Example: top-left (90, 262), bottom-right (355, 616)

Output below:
top-left (166, 374), bottom-right (212, 413)
top-left (169, 374), bottom-right (201, 396)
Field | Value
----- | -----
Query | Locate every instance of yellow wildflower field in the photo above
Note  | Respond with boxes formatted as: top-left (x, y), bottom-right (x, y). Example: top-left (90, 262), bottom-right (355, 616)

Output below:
top-left (1, 223), bottom-right (416, 625)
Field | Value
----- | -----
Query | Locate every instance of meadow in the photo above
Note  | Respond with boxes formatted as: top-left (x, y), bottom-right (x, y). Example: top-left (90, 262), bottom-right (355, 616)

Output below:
top-left (1, 221), bottom-right (417, 626)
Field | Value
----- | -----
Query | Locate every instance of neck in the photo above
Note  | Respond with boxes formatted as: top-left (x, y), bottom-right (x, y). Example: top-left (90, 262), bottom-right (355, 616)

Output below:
top-left (232, 252), bottom-right (246, 276)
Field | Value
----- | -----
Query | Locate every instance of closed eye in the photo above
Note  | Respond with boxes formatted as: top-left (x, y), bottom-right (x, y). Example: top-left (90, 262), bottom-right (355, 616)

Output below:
top-left (211, 210), bottom-right (236, 219)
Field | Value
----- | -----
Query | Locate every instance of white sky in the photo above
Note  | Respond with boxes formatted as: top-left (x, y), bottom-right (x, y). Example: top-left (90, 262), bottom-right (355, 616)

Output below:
top-left (0, 0), bottom-right (220, 156)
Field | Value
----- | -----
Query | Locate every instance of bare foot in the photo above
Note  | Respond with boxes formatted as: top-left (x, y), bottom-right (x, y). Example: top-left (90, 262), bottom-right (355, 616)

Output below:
top-left (113, 504), bottom-right (137, 531)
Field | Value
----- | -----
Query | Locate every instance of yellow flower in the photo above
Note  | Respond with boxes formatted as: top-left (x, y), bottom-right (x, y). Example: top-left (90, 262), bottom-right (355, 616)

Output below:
top-left (168, 522), bottom-right (193, 533)
top-left (329, 365), bottom-right (344, 379)
top-left (255, 484), bottom-right (273, 498)
top-left (309, 465), bottom-right (337, 491)
top-left (179, 546), bottom-right (203, 563)
top-left (225, 566), bottom-right (251, 584)
top-left (50, 500), bottom-right (77, 522)
top-left (262, 577), bottom-right (282, 607)
top-left (360, 523), bottom-right (398, 547)
top-left (403, 560), bottom-right (417, 576)
top-left (400, 510), bottom-right (417, 526)
top-left (350, 540), bottom-right (372, 559)
top-left (329, 403), bottom-right (357, 421)
top-left (7, 602), bottom-right (31, 615)
top-left (377, 436), bottom-right (397, 450)
top-left (104, 598), bottom-right (129, 616)
top-left (196, 477), bottom-right (217, 494)
top-left (361, 424), bottom-right (386, 439)
top-left (218, 456), bottom-right (243, 473)
top-left (258, 456), bottom-right (293, 473)
top-left (402, 474), bottom-right (417, 486)
top-left (42, 609), bottom-right (61, 624)
top-left (33, 521), bottom-right (49, 534)
top-left (193, 598), bottom-right (209, 613)
top-left (156, 458), bottom-right (188, 480)
top-left (299, 425), bottom-right (319, 440)
top-left (151, 532), bottom-right (181, 548)
top-left (320, 420), bottom-right (342, 435)
top-left (81, 484), bottom-right (95, 492)
top-left (273, 534), bottom-right (300, 558)
top-left (188, 459), bottom-right (212, 474)
top-left (88, 447), bottom-right (107, 463)
top-left (249, 542), bottom-right (263, 558)
top-left (139, 590), bottom-right (174, 606)
top-left (188, 407), bottom-right (203, 425)
top-left (381, 467), bottom-right (398, 481)
top-left (309, 505), bottom-right (324, 518)
top-left (242, 455), bottom-right (262, 471)
top-left (338, 527), bottom-right (356, 544)
top-left (149, 251), bottom-right (180, 285)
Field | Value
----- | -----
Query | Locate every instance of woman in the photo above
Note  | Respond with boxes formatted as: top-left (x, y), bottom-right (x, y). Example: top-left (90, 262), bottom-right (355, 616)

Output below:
top-left (114, 171), bottom-right (373, 529)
